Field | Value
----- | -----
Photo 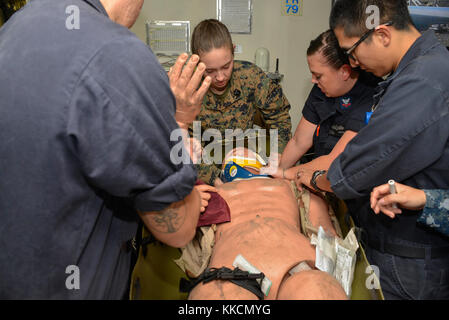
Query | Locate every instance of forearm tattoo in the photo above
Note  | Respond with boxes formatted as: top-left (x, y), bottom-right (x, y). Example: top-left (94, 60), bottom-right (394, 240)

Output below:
top-left (150, 200), bottom-right (186, 233)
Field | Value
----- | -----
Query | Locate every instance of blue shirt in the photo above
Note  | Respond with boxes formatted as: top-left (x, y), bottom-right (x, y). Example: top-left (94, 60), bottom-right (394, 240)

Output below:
top-left (0, 0), bottom-right (196, 299)
top-left (302, 71), bottom-right (379, 158)
top-left (328, 30), bottom-right (449, 246)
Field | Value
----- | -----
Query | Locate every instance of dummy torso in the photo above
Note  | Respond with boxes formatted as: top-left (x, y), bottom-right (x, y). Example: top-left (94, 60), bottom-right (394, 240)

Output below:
top-left (189, 178), bottom-right (347, 300)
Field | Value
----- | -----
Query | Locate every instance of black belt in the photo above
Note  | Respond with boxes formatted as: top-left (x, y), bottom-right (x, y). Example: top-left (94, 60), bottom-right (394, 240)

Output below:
top-left (179, 267), bottom-right (265, 300)
top-left (368, 238), bottom-right (449, 259)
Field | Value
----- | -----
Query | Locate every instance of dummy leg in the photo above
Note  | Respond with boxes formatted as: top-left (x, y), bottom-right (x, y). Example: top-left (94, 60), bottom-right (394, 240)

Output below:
top-left (308, 191), bottom-right (338, 237)
top-left (188, 278), bottom-right (259, 300)
top-left (189, 208), bottom-right (317, 299)
top-left (277, 270), bottom-right (348, 300)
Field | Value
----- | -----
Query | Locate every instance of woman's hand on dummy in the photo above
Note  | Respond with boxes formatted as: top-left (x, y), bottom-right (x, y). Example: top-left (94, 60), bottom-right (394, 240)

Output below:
top-left (294, 167), bottom-right (314, 191)
top-left (259, 152), bottom-right (282, 177)
top-left (195, 184), bottom-right (218, 213)
top-left (259, 165), bottom-right (283, 178)
top-left (260, 163), bottom-right (305, 182)
top-left (370, 182), bottom-right (426, 219)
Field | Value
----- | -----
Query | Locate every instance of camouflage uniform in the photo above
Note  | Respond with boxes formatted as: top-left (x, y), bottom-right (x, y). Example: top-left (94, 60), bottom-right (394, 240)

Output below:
top-left (190, 60), bottom-right (292, 185)
top-left (417, 190), bottom-right (449, 238)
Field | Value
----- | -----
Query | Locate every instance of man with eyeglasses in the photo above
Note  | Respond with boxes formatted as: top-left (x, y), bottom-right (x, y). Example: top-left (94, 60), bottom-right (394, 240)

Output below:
top-left (315, 0), bottom-right (449, 300)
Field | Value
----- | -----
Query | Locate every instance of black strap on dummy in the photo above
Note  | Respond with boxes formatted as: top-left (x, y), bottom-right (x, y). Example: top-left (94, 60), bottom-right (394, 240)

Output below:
top-left (179, 267), bottom-right (266, 300)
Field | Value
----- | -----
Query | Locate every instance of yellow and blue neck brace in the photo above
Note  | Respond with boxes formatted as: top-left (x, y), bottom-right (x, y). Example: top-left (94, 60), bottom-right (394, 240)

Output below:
top-left (222, 161), bottom-right (270, 182)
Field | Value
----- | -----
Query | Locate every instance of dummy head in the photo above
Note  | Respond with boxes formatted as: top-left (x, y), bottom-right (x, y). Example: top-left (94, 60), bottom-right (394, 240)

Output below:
top-left (307, 29), bottom-right (357, 98)
top-left (191, 19), bottom-right (234, 95)
top-left (221, 148), bottom-right (269, 182)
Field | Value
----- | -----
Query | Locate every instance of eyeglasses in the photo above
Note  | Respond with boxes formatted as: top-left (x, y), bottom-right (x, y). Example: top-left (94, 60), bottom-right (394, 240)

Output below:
top-left (344, 21), bottom-right (393, 61)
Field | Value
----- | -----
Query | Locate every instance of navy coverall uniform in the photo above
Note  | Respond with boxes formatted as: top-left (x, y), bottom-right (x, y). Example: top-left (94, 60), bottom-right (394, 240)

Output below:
top-left (328, 30), bottom-right (449, 300)
top-left (0, 0), bottom-right (196, 299)
top-left (302, 71), bottom-right (379, 159)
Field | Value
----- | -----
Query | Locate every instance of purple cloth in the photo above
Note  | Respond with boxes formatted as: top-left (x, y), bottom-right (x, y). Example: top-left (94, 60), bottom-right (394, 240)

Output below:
top-left (195, 180), bottom-right (231, 227)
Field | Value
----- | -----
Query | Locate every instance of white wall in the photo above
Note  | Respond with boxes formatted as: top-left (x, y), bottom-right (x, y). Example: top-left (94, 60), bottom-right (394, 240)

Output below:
top-left (131, 0), bottom-right (332, 131)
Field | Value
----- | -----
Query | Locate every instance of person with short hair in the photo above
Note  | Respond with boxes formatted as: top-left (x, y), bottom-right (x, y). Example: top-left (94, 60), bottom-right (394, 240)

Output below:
top-left (0, 0), bottom-right (211, 299)
top-left (323, 0), bottom-right (449, 300)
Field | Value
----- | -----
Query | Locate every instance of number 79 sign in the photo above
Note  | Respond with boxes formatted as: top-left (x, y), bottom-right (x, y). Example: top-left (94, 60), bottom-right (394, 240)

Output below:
top-left (282, 0), bottom-right (302, 16)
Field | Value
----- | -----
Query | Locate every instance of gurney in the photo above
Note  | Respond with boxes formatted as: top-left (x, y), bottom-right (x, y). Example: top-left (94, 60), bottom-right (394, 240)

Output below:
top-left (129, 184), bottom-right (384, 300)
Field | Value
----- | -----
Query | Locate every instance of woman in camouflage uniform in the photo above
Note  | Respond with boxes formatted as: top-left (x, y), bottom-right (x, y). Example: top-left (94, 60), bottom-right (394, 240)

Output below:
top-left (189, 19), bottom-right (292, 186)
top-left (371, 182), bottom-right (449, 238)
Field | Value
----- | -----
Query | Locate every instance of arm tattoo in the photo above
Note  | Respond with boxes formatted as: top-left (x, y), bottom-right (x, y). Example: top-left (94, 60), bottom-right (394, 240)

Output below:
top-left (150, 200), bottom-right (186, 234)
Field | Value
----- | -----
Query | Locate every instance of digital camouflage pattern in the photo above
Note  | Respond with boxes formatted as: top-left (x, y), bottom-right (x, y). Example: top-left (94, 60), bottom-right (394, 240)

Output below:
top-left (417, 190), bottom-right (449, 238)
top-left (289, 181), bottom-right (343, 239)
top-left (190, 60), bottom-right (292, 185)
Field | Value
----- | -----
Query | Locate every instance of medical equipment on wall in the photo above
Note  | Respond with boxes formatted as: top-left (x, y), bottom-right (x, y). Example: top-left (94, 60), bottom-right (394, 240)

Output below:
top-left (146, 20), bottom-right (190, 71)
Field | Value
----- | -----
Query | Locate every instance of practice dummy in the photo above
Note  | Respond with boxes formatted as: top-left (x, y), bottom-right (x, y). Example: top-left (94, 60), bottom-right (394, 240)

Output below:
top-left (185, 148), bottom-right (347, 300)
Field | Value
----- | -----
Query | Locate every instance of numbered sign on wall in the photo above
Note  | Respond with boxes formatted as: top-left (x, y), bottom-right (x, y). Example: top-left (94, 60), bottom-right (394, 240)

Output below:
top-left (281, 0), bottom-right (302, 16)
